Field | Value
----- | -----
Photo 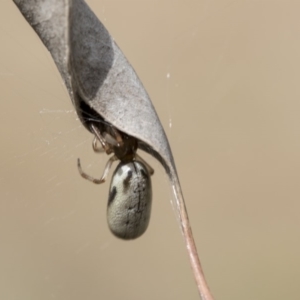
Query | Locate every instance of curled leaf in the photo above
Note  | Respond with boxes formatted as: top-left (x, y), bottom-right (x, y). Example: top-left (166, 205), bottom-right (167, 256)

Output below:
top-left (13, 1), bottom-right (213, 299)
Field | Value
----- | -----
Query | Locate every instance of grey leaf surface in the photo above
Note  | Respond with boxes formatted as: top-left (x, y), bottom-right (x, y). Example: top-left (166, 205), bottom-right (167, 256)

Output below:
top-left (68, 0), bottom-right (174, 174)
top-left (12, 1), bottom-right (213, 299)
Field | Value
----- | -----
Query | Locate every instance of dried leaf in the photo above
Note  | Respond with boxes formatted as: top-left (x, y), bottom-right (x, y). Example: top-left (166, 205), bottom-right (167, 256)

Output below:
top-left (12, 1), bottom-right (213, 299)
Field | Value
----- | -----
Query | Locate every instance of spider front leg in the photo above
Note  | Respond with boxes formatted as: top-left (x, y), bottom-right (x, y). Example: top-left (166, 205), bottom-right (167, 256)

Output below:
top-left (90, 123), bottom-right (122, 154)
top-left (90, 123), bottom-right (113, 154)
top-left (92, 136), bottom-right (104, 153)
top-left (78, 155), bottom-right (118, 184)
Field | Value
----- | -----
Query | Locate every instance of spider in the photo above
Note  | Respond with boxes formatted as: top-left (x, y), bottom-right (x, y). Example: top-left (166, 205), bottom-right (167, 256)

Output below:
top-left (78, 123), bottom-right (154, 240)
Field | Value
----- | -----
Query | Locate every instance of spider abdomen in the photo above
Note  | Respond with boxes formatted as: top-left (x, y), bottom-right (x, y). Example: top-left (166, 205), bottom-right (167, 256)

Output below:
top-left (107, 161), bottom-right (152, 239)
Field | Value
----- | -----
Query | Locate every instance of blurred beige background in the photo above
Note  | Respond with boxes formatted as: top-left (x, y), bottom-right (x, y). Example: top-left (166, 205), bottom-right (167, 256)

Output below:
top-left (1, 0), bottom-right (300, 299)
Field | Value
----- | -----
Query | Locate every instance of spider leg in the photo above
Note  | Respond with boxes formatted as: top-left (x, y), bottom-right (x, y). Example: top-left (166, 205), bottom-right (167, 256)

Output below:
top-left (90, 123), bottom-right (122, 154)
top-left (90, 123), bottom-right (112, 154)
top-left (92, 136), bottom-right (105, 153)
top-left (135, 153), bottom-right (154, 176)
top-left (77, 155), bottom-right (118, 184)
